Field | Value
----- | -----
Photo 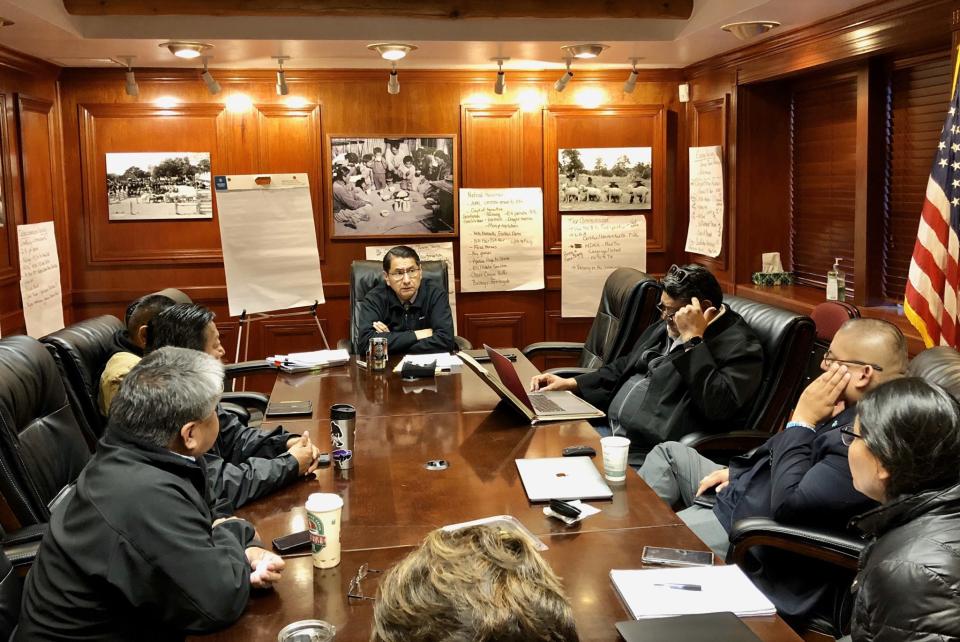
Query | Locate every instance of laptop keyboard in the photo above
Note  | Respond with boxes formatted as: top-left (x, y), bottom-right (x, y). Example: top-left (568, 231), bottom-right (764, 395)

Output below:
top-left (529, 394), bottom-right (564, 414)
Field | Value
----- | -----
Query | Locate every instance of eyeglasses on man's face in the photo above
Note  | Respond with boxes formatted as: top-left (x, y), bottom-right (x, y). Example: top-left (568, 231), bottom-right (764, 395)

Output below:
top-left (656, 301), bottom-right (684, 320)
top-left (387, 266), bottom-right (422, 281)
top-left (839, 426), bottom-right (863, 447)
top-left (346, 562), bottom-right (381, 601)
top-left (822, 351), bottom-right (884, 372)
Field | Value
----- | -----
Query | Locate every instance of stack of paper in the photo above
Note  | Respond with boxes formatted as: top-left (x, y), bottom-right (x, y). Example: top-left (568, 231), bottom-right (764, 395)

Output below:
top-left (265, 349), bottom-right (350, 373)
top-left (392, 353), bottom-right (463, 374)
top-left (610, 565), bottom-right (776, 619)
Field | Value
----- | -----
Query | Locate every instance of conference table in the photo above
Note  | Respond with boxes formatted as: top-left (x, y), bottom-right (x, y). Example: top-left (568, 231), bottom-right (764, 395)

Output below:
top-left (197, 353), bottom-right (802, 642)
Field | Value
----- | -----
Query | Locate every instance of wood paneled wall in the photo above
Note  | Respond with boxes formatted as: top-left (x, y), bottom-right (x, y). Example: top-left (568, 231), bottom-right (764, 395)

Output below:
top-left (57, 68), bottom-right (684, 369)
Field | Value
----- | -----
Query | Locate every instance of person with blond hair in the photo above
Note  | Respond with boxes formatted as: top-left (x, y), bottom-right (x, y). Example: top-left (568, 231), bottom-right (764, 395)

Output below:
top-left (371, 525), bottom-right (579, 642)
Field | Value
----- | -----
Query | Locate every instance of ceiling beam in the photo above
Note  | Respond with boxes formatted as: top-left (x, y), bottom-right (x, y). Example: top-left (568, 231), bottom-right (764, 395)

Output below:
top-left (61, 0), bottom-right (693, 19)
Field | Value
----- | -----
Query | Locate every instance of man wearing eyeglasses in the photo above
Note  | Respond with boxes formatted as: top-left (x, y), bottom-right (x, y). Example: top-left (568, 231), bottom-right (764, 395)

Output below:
top-left (638, 317), bottom-right (907, 626)
top-left (356, 245), bottom-right (456, 355)
top-left (531, 264), bottom-right (763, 461)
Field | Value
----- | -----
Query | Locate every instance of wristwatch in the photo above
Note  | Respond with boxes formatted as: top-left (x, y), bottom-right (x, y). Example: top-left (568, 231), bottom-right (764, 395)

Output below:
top-left (683, 336), bottom-right (703, 350)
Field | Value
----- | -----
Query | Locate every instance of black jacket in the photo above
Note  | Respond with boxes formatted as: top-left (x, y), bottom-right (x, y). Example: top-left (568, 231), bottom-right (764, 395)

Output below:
top-left (574, 308), bottom-right (763, 458)
top-left (850, 481), bottom-right (960, 642)
top-left (16, 430), bottom-right (258, 641)
top-left (714, 406), bottom-right (878, 623)
top-left (205, 406), bottom-right (299, 517)
top-left (355, 279), bottom-right (455, 355)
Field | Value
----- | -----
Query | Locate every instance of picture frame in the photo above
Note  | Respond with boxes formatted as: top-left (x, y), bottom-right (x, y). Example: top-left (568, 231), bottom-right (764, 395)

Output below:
top-left (326, 135), bottom-right (458, 239)
top-left (558, 147), bottom-right (652, 212)
top-left (106, 151), bottom-right (213, 221)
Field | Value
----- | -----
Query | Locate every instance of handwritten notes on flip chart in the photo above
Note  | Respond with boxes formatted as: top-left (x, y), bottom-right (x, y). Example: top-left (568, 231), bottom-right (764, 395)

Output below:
top-left (17, 221), bottom-right (65, 337)
top-left (459, 188), bottom-right (545, 292)
top-left (562, 215), bottom-right (646, 317)
top-left (685, 145), bottom-right (724, 258)
top-left (366, 242), bottom-right (458, 333)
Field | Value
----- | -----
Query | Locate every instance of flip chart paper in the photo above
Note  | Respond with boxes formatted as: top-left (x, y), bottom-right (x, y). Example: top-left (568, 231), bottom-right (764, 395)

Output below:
top-left (18, 221), bottom-right (65, 337)
top-left (685, 146), bottom-right (724, 258)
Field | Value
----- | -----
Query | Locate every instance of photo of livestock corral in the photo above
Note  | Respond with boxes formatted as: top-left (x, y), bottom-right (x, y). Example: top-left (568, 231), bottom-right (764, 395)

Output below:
top-left (558, 147), bottom-right (652, 211)
top-left (106, 152), bottom-right (213, 221)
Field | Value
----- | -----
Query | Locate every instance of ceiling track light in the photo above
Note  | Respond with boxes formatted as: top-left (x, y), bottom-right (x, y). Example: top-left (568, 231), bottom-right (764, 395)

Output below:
top-left (159, 41), bottom-right (213, 59)
top-left (273, 55), bottom-right (290, 96)
top-left (623, 57), bottom-right (641, 94)
top-left (114, 56), bottom-right (139, 97)
top-left (367, 43), bottom-right (417, 61)
top-left (560, 43), bottom-right (609, 60)
top-left (554, 58), bottom-right (573, 93)
top-left (201, 56), bottom-right (221, 96)
top-left (492, 57), bottom-right (509, 95)
top-left (387, 62), bottom-right (400, 95)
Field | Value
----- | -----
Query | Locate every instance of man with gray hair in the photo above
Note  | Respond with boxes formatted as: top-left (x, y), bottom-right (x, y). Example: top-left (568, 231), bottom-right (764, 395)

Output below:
top-left (17, 347), bottom-right (284, 640)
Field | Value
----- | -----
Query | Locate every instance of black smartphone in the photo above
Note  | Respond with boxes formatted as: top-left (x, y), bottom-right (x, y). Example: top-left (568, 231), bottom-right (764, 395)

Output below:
top-left (265, 400), bottom-right (314, 417)
top-left (272, 530), bottom-right (311, 554)
top-left (641, 546), bottom-right (714, 567)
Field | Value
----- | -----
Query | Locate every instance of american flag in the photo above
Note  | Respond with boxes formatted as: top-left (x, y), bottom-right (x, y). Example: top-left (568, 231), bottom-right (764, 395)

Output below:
top-left (904, 61), bottom-right (960, 348)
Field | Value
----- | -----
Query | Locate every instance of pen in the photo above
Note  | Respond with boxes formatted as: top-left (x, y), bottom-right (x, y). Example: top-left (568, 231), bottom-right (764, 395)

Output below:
top-left (653, 583), bottom-right (702, 591)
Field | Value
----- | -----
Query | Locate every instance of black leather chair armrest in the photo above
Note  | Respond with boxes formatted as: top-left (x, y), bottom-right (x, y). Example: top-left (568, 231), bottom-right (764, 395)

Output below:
top-left (1, 525), bottom-right (45, 547)
top-left (680, 430), bottom-right (772, 454)
top-left (3, 538), bottom-right (40, 569)
top-left (221, 391), bottom-right (270, 410)
top-left (729, 517), bottom-right (863, 571)
top-left (544, 366), bottom-right (597, 377)
top-left (220, 402), bottom-right (250, 424)
top-left (225, 361), bottom-right (278, 377)
top-left (521, 341), bottom-right (585, 358)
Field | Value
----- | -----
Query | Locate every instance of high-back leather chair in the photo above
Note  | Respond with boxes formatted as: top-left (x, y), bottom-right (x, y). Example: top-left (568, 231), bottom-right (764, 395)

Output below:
top-left (805, 301), bottom-right (860, 386)
top-left (0, 336), bottom-right (91, 533)
top-left (41, 315), bottom-right (125, 446)
top-left (681, 295), bottom-right (816, 455)
top-left (343, 259), bottom-right (471, 354)
top-left (523, 268), bottom-right (660, 376)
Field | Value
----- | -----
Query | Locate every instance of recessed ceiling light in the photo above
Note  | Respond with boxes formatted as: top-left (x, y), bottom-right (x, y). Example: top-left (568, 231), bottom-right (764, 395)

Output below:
top-left (721, 21), bottom-right (781, 41)
top-left (561, 44), bottom-right (609, 59)
top-left (366, 43), bottom-right (417, 61)
top-left (160, 41), bottom-right (213, 59)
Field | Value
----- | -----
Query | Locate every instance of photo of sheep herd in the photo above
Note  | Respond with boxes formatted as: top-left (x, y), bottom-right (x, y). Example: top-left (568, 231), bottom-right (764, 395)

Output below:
top-left (558, 147), bottom-right (652, 212)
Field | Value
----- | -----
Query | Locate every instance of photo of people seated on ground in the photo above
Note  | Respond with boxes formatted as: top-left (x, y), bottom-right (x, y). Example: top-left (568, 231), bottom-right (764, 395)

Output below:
top-left (330, 137), bottom-right (455, 237)
top-left (106, 152), bottom-right (213, 220)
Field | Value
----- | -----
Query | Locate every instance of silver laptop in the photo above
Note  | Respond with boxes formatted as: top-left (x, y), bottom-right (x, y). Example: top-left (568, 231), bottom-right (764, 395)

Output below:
top-left (458, 345), bottom-right (605, 424)
top-left (515, 457), bottom-right (613, 501)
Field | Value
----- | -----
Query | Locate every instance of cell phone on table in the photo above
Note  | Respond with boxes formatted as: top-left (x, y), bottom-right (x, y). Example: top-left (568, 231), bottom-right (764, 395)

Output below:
top-left (265, 400), bottom-right (314, 417)
top-left (272, 530), bottom-right (311, 554)
top-left (641, 546), bottom-right (714, 567)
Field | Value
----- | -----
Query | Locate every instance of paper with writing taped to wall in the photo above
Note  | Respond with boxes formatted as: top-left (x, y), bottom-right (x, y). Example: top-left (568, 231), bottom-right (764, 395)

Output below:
top-left (365, 241), bottom-right (458, 334)
top-left (214, 174), bottom-right (325, 316)
top-left (458, 188), bottom-right (545, 292)
top-left (17, 221), bottom-right (65, 337)
top-left (685, 146), bottom-right (724, 258)
top-left (561, 215), bottom-right (646, 317)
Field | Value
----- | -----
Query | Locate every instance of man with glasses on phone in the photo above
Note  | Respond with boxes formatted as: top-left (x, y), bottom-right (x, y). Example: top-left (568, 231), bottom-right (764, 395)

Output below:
top-left (356, 245), bottom-right (455, 354)
top-left (638, 317), bottom-right (907, 627)
top-left (531, 263), bottom-right (763, 463)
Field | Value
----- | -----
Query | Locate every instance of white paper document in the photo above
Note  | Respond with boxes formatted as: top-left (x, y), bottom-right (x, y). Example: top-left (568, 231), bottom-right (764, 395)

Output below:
top-left (17, 221), bottom-right (64, 337)
top-left (266, 349), bottom-right (349, 373)
top-left (214, 174), bottom-right (325, 316)
top-left (561, 215), bottom-right (646, 317)
top-left (685, 146), bottom-right (725, 258)
top-left (392, 352), bottom-right (463, 373)
top-left (610, 565), bottom-right (776, 619)
top-left (459, 188), bottom-right (545, 292)
top-left (366, 241), bottom-right (458, 333)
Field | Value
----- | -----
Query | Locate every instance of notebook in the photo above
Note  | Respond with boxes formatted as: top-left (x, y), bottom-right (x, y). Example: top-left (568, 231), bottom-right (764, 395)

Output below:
top-left (610, 565), bottom-right (776, 619)
top-left (615, 612), bottom-right (761, 642)
top-left (458, 346), bottom-right (605, 424)
top-left (515, 457), bottom-right (613, 502)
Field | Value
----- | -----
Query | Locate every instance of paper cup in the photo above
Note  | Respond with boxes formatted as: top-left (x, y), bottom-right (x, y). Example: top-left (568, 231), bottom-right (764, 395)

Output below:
top-left (305, 493), bottom-right (344, 569)
top-left (600, 436), bottom-right (631, 482)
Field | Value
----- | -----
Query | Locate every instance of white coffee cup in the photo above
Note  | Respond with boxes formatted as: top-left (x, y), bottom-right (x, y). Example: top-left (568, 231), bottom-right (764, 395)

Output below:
top-left (600, 436), bottom-right (631, 482)
top-left (305, 493), bottom-right (344, 569)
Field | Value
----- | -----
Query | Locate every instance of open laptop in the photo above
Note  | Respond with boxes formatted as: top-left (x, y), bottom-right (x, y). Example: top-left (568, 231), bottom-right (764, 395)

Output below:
top-left (458, 345), bottom-right (605, 425)
top-left (515, 457), bottom-right (613, 501)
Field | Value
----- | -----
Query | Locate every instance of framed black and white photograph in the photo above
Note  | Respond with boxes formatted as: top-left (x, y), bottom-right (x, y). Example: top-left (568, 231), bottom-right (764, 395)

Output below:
top-left (558, 147), bottom-right (652, 212)
top-left (106, 152), bottom-right (212, 221)
top-left (328, 135), bottom-right (457, 239)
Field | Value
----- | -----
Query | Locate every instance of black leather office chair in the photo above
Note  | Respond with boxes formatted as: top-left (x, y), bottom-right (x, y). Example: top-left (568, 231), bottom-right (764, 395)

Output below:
top-left (41, 315), bottom-right (126, 447)
top-left (340, 259), bottom-right (471, 354)
top-left (0, 336), bottom-right (90, 541)
top-left (680, 295), bottom-right (816, 456)
top-left (522, 268), bottom-right (660, 376)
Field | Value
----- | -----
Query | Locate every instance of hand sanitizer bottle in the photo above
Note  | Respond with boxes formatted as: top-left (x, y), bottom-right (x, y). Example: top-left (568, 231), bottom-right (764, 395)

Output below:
top-left (826, 258), bottom-right (846, 302)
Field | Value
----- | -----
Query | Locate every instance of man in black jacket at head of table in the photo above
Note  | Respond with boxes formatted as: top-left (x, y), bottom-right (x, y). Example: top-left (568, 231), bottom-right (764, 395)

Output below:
top-left (356, 245), bottom-right (456, 355)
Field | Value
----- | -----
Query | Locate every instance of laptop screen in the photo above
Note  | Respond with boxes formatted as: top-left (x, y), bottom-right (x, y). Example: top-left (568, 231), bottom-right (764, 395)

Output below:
top-left (484, 345), bottom-right (535, 411)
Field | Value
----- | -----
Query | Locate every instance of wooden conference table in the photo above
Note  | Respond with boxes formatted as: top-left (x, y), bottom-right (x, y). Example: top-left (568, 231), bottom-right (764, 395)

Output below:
top-left (198, 353), bottom-right (801, 642)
